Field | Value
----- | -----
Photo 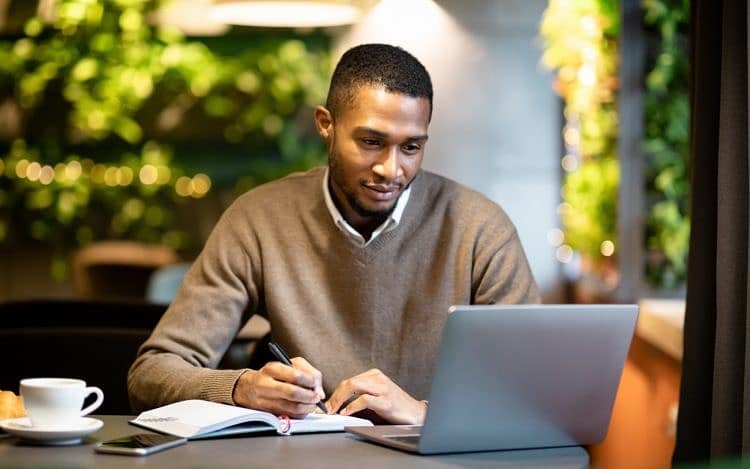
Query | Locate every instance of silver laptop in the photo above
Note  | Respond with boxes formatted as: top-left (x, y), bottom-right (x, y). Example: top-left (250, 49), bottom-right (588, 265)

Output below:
top-left (346, 304), bottom-right (638, 454)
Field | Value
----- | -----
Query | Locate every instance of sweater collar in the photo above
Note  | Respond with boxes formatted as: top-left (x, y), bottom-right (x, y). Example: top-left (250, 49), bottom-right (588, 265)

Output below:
top-left (322, 167), bottom-right (411, 247)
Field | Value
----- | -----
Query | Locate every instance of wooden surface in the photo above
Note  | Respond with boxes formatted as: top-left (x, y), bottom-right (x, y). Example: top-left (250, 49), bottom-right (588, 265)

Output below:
top-left (588, 335), bottom-right (681, 468)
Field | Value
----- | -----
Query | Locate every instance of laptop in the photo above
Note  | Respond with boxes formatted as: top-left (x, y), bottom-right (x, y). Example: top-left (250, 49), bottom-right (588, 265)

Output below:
top-left (346, 304), bottom-right (638, 454)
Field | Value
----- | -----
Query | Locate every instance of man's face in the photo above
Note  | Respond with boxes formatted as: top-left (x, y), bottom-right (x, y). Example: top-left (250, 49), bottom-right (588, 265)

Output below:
top-left (315, 86), bottom-right (430, 228)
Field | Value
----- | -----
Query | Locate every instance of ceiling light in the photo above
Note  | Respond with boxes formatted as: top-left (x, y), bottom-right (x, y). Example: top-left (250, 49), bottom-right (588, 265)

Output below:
top-left (209, 0), bottom-right (372, 28)
top-left (155, 0), bottom-right (230, 36)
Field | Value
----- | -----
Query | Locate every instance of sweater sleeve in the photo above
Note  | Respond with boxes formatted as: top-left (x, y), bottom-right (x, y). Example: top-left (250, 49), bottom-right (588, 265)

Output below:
top-left (128, 201), bottom-right (261, 412)
top-left (471, 209), bottom-right (541, 305)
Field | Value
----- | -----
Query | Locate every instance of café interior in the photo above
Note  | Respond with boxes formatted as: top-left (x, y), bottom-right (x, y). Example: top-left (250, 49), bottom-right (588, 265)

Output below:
top-left (0, 0), bottom-right (744, 467)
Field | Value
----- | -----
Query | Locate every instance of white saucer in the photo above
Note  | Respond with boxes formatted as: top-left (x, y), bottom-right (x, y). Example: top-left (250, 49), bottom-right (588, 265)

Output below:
top-left (0, 417), bottom-right (103, 445)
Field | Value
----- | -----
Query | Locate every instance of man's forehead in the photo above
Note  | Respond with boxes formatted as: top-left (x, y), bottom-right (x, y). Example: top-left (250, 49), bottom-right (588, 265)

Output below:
top-left (337, 85), bottom-right (431, 128)
top-left (348, 84), bottom-right (428, 105)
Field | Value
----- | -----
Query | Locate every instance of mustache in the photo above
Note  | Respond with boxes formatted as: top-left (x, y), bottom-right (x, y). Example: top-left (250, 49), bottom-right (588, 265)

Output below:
top-left (362, 182), bottom-right (404, 191)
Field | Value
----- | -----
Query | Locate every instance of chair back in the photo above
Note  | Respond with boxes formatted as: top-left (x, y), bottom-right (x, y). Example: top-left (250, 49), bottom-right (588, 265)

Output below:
top-left (0, 300), bottom-right (166, 414)
top-left (71, 241), bottom-right (179, 299)
top-left (146, 262), bottom-right (191, 304)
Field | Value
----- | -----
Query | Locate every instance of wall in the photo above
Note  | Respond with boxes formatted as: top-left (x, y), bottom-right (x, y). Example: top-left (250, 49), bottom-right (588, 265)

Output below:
top-left (332, 0), bottom-right (563, 300)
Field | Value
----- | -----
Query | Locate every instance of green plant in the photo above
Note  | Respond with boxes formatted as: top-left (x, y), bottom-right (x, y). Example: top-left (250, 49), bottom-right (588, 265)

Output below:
top-left (0, 0), bottom-right (331, 278)
top-left (561, 157), bottom-right (619, 258)
top-left (642, 0), bottom-right (689, 288)
top-left (540, 0), bottom-right (690, 290)
top-left (539, 0), bottom-right (620, 263)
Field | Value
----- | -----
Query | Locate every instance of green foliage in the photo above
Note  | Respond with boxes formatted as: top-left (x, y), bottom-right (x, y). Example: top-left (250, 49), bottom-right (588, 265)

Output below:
top-left (540, 0), bottom-right (690, 290)
top-left (0, 0), bottom-right (331, 276)
top-left (642, 0), bottom-right (689, 288)
top-left (561, 156), bottom-right (619, 257)
top-left (539, 0), bottom-right (620, 261)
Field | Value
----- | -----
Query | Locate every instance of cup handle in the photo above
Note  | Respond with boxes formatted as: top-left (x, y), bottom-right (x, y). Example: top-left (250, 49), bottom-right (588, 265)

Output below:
top-left (79, 386), bottom-right (104, 416)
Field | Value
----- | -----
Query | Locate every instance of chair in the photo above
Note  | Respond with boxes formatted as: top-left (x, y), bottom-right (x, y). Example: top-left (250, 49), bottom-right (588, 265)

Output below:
top-left (145, 262), bottom-right (192, 304)
top-left (71, 241), bottom-right (180, 300)
top-left (0, 299), bottom-right (271, 414)
top-left (0, 299), bottom-right (166, 414)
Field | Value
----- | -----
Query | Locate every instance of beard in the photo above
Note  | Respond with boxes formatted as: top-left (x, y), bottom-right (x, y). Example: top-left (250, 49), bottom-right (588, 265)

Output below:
top-left (328, 150), bottom-right (400, 219)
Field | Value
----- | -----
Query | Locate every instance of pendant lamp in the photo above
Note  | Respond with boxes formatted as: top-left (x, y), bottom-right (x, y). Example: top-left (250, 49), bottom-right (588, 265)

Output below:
top-left (209, 0), bottom-right (374, 28)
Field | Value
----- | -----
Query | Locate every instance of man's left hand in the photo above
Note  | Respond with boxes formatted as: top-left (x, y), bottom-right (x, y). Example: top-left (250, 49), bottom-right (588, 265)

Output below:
top-left (325, 369), bottom-right (427, 424)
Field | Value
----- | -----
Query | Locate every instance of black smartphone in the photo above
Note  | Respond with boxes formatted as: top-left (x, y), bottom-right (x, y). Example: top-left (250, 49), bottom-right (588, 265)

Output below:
top-left (94, 433), bottom-right (187, 456)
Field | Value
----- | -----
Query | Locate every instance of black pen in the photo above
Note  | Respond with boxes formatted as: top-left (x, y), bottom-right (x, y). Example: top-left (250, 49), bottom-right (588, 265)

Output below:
top-left (268, 342), bottom-right (328, 414)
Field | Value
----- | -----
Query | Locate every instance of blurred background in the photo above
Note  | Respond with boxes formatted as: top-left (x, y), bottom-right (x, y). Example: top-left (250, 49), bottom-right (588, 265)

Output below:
top-left (0, 1), bottom-right (688, 467)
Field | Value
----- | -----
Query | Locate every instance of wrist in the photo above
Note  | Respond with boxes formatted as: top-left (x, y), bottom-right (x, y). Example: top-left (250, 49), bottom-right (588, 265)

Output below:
top-left (232, 369), bottom-right (255, 406)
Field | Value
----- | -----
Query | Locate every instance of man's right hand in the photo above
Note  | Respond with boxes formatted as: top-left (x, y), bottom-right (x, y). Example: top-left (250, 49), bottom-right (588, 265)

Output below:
top-left (232, 357), bottom-right (325, 419)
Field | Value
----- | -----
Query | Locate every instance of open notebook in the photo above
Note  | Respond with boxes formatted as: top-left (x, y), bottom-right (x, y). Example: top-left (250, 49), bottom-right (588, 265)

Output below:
top-left (130, 399), bottom-right (372, 439)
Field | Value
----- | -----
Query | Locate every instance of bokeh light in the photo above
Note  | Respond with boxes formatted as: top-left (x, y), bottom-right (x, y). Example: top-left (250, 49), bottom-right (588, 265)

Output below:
top-left (600, 240), bottom-right (615, 257)
top-left (547, 228), bottom-right (565, 246)
top-left (555, 245), bottom-right (575, 263)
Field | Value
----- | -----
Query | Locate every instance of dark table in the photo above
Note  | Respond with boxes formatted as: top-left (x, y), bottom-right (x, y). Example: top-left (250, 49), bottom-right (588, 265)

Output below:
top-left (0, 415), bottom-right (589, 468)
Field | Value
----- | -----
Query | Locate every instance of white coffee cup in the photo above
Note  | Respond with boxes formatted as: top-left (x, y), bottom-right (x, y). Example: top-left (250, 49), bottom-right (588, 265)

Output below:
top-left (20, 378), bottom-right (104, 428)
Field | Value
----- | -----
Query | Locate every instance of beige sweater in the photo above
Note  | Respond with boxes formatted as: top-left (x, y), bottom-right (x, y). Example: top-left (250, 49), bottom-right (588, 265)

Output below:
top-left (128, 167), bottom-right (540, 411)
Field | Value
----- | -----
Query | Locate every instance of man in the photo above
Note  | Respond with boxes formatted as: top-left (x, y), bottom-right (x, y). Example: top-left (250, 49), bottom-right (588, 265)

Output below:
top-left (128, 43), bottom-right (540, 424)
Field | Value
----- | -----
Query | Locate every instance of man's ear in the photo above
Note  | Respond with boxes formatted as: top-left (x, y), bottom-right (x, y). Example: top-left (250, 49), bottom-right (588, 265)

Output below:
top-left (314, 105), bottom-right (333, 140)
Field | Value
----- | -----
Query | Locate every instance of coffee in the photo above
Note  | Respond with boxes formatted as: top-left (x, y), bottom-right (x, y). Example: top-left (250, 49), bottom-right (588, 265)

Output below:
top-left (20, 378), bottom-right (103, 428)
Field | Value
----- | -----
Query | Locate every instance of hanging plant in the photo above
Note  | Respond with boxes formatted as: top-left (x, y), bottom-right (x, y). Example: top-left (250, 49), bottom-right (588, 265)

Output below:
top-left (642, 0), bottom-right (689, 289)
top-left (540, 0), bottom-right (689, 291)
top-left (539, 0), bottom-right (620, 271)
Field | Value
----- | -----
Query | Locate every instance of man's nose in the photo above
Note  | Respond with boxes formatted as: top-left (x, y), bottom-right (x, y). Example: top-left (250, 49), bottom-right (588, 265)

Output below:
top-left (372, 147), bottom-right (402, 180)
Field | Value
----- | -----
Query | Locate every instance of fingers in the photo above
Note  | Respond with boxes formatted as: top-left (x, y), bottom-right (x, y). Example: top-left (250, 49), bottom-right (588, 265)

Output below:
top-left (290, 357), bottom-right (325, 401)
top-left (253, 395), bottom-right (318, 420)
top-left (338, 394), bottom-right (390, 417)
top-left (263, 360), bottom-right (316, 389)
top-left (258, 374), bottom-right (318, 403)
top-left (325, 369), bottom-right (427, 424)
top-left (326, 369), bottom-right (388, 415)
top-left (233, 357), bottom-right (326, 419)
top-left (233, 368), bottom-right (320, 417)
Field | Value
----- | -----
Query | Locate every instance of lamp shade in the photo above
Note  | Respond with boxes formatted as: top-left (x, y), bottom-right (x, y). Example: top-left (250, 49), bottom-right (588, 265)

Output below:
top-left (209, 0), bottom-right (372, 28)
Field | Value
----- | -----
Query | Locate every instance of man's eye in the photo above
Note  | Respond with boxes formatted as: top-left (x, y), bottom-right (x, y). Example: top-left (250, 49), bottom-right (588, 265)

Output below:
top-left (362, 138), bottom-right (381, 147)
top-left (402, 144), bottom-right (421, 153)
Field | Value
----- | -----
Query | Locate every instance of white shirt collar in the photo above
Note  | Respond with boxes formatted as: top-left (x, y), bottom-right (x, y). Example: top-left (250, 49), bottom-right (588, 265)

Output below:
top-left (322, 167), bottom-right (411, 247)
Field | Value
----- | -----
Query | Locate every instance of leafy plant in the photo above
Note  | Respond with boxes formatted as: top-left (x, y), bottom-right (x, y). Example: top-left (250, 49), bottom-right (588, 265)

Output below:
top-left (539, 0), bottom-right (620, 263)
top-left (0, 0), bottom-right (331, 278)
top-left (642, 0), bottom-right (689, 288)
top-left (540, 0), bottom-right (690, 290)
top-left (561, 156), bottom-right (619, 259)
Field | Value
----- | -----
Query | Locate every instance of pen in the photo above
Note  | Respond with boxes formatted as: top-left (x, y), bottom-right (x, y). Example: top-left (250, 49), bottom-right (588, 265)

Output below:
top-left (268, 341), bottom-right (328, 414)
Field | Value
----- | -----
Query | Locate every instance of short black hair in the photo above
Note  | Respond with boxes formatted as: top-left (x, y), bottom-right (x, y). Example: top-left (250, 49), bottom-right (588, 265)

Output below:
top-left (325, 43), bottom-right (433, 121)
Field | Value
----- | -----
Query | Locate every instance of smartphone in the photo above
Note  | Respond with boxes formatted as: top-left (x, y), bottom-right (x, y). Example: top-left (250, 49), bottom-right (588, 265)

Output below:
top-left (94, 433), bottom-right (187, 456)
